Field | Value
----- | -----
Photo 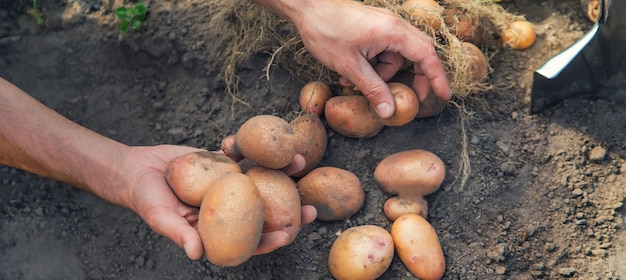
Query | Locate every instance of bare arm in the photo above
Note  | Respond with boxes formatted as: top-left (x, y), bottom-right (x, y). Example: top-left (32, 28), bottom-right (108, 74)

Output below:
top-left (0, 77), bottom-right (316, 260)
top-left (0, 77), bottom-right (130, 205)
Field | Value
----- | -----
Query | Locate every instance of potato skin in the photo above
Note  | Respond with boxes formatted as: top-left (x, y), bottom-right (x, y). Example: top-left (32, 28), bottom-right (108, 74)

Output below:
top-left (379, 82), bottom-right (420, 126)
top-left (299, 81), bottom-right (333, 115)
top-left (392, 214), bottom-right (445, 280)
top-left (165, 151), bottom-right (242, 207)
top-left (290, 113), bottom-right (328, 177)
top-left (384, 195), bottom-right (428, 221)
top-left (235, 115), bottom-right (297, 169)
top-left (415, 91), bottom-right (448, 119)
top-left (324, 95), bottom-right (384, 139)
top-left (198, 173), bottom-right (264, 266)
top-left (328, 225), bottom-right (394, 280)
top-left (461, 42), bottom-right (488, 83)
top-left (297, 166), bottom-right (364, 221)
top-left (374, 149), bottom-right (446, 197)
top-left (246, 166), bottom-right (301, 243)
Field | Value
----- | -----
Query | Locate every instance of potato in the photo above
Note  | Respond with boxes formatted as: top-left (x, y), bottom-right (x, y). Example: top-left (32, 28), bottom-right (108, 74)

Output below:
top-left (297, 166), bottom-right (364, 221)
top-left (290, 113), bottom-right (328, 177)
top-left (235, 115), bottom-right (297, 169)
top-left (299, 81), bottom-right (333, 115)
top-left (379, 82), bottom-right (420, 126)
top-left (165, 151), bottom-right (242, 207)
top-left (198, 172), bottom-right (264, 266)
top-left (220, 134), bottom-right (244, 162)
top-left (324, 95), bottom-right (384, 139)
top-left (444, 7), bottom-right (479, 44)
top-left (246, 166), bottom-right (301, 243)
top-left (389, 70), bottom-right (447, 119)
top-left (384, 195), bottom-right (428, 221)
top-left (391, 214), bottom-right (445, 280)
top-left (402, 0), bottom-right (444, 31)
top-left (328, 225), bottom-right (395, 280)
top-left (415, 91), bottom-right (448, 119)
top-left (461, 42), bottom-right (488, 83)
top-left (374, 149), bottom-right (446, 197)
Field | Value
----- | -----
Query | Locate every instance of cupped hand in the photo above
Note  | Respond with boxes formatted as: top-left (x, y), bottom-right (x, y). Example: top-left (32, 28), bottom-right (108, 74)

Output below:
top-left (292, 0), bottom-right (452, 118)
top-left (116, 145), bottom-right (316, 260)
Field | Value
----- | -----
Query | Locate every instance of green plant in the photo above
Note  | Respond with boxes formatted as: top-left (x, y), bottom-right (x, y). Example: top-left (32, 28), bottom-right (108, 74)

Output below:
top-left (28, 0), bottom-right (44, 25)
top-left (115, 3), bottom-right (147, 40)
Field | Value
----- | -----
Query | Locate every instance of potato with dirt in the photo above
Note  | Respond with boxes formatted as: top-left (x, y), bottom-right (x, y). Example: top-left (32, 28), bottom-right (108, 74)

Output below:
top-left (165, 151), bottom-right (242, 207)
top-left (289, 113), bottom-right (328, 177)
top-left (198, 172), bottom-right (264, 266)
top-left (378, 82), bottom-right (420, 127)
top-left (297, 166), bottom-right (364, 221)
top-left (461, 41), bottom-right (489, 83)
top-left (374, 149), bottom-right (446, 197)
top-left (328, 225), bottom-right (395, 280)
top-left (384, 195), bottom-right (429, 221)
top-left (324, 95), bottom-right (384, 139)
top-left (299, 81), bottom-right (333, 115)
top-left (234, 115), bottom-right (297, 169)
top-left (392, 214), bottom-right (446, 280)
top-left (246, 166), bottom-right (301, 243)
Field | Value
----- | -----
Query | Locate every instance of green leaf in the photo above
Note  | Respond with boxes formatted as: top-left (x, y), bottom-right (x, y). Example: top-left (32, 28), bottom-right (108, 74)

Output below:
top-left (119, 21), bottom-right (129, 32)
top-left (115, 7), bottom-right (128, 19)
top-left (135, 3), bottom-right (147, 15)
top-left (131, 19), bottom-right (142, 30)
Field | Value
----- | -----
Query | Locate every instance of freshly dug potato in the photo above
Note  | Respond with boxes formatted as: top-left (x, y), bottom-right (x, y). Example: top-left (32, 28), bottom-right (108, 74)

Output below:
top-left (392, 214), bottom-right (445, 280)
top-left (374, 149), bottom-right (446, 197)
top-left (378, 82), bottom-right (420, 126)
top-left (246, 166), bottom-right (301, 243)
top-left (220, 134), bottom-right (244, 162)
top-left (461, 42), bottom-right (489, 83)
top-left (290, 113), bottom-right (328, 177)
top-left (402, 0), bottom-right (444, 31)
top-left (328, 225), bottom-right (395, 280)
top-left (500, 20), bottom-right (536, 50)
top-left (389, 70), bottom-right (447, 119)
top-left (165, 151), bottom-right (242, 207)
top-left (235, 115), bottom-right (297, 169)
top-left (443, 7), bottom-right (479, 44)
top-left (297, 166), bottom-right (364, 221)
top-left (299, 81), bottom-right (333, 115)
top-left (415, 91), bottom-right (448, 119)
top-left (384, 195), bottom-right (428, 221)
top-left (198, 173), bottom-right (264, 266)
top-left (324, 95), bottom-right (384, 139)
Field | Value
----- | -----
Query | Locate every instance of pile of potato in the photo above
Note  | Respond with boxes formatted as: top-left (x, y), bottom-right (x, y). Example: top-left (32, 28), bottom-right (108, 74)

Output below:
top-left (164, 81), bottom-right (449, 278)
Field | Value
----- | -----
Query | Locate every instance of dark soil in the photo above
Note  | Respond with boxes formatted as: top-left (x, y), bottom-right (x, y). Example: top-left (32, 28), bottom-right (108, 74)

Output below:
top-left (1, 0), bottom-right (625, 279)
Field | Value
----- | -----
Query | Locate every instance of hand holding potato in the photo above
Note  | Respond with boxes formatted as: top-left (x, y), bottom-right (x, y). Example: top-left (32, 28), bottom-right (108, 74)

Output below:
top-left (254, 0), bottom-right (452, 119)
top-left (116, 145), bottom-right (316, 263)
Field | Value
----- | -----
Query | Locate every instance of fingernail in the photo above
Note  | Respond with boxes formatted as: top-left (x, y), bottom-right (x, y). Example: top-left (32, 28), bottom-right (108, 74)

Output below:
top-left (375, 102), bottom-right (393, 119)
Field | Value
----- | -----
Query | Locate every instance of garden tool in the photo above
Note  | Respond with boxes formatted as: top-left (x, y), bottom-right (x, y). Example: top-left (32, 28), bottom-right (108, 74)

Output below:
top-left (529, 0), bottom-right (626, 113)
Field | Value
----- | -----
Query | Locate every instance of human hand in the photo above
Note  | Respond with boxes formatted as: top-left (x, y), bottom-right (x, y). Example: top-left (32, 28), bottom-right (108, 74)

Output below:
top-left (287, 0), bottom-right (452, 118)
top-left (116, 145), bottom-right (316, 260)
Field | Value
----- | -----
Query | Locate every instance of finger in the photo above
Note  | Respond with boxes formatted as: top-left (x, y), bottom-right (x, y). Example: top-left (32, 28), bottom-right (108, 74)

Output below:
top-left (254, 231), bottom-right (290, 255)
top-left (412, 65), bottom-right (433, 101)
top-left (301, 205), bottom-right (317, 226)
top-left (341, 57), bottom-right (396, 119)
top-left (144, 208), bottom-right (204, 260)
top-left (373, 51), bottom-right (405, 82)
top-left (395, 29), bottom-right (451, 101)
top-left (280, 154), bottom-right (306, 176)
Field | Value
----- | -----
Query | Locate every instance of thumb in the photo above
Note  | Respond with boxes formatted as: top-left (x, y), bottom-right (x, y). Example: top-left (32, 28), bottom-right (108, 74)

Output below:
top-left (145, 210), bottom-right (204, 260)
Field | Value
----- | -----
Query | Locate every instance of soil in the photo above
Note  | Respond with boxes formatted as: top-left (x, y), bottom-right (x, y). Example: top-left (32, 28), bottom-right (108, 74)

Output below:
top-left (1, 0), bottom-right (625, 279)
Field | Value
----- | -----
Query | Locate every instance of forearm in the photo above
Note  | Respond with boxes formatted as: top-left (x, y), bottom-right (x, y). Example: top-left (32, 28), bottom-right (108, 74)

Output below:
top-left (0, 77), bottom-right (130, 205)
